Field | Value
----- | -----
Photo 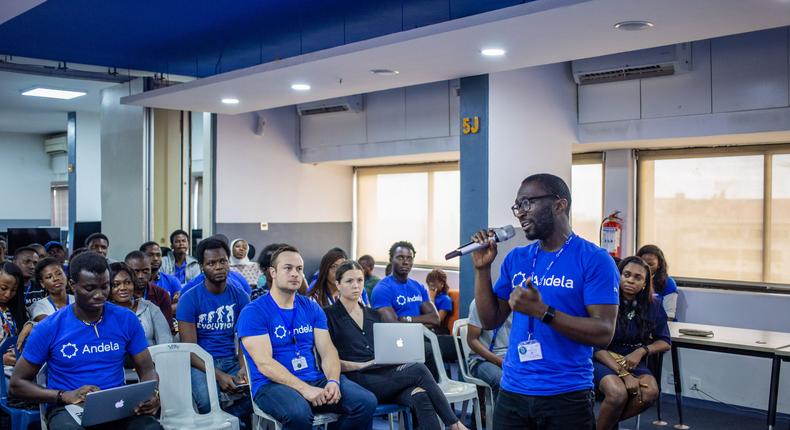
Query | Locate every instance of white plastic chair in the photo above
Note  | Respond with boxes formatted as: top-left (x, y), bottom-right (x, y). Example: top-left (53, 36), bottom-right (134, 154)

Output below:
top-left (148, 343), bottom-right (239, 430)
top-left (451, 318), bottom-right (494, 430)
top-left (241, 354), bottom-right (338, 430)
top-left (423, 326), bottom-right (482, 430)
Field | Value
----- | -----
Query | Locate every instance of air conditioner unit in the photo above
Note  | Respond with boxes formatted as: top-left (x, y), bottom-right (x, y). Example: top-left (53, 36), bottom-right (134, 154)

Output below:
top-left (572, 43), bottom-right (691, 85)
top-left (297, 95), bottom-right (363, 116)
top-left (44, 134), bottom-right (67, 154)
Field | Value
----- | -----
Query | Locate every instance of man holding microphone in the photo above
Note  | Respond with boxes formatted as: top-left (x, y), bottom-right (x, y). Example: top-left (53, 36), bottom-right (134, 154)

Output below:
top-left (470, 173), bottom-right (620, 429)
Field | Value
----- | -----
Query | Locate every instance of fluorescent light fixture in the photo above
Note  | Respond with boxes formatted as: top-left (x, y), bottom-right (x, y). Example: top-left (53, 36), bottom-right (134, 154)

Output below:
top-left (221, 98), bottom-right (240, 104)
top-left (370, 69), bottom-right (399, 76)
top-left (481, 48), bottom-right (506, 57)
top-left (21, 87), bottom-right (86, 100)
top-left (291, 83), bottom-right (311, 91)
top-left (613, 20), bottom-right (654, 31)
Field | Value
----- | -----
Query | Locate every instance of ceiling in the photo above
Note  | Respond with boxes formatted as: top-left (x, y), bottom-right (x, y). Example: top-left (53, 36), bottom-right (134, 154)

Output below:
top-left (0, 71), bottom-right (117, 134)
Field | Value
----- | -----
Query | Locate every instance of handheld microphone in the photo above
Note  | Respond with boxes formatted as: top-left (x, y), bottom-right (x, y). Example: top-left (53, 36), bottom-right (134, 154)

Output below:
top-left (445, 225), bottom-right (516, 260)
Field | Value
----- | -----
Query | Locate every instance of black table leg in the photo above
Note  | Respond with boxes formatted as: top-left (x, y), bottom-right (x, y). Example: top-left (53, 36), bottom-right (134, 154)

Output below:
top-left (671, 344), bottom-right (689, 429)
top-left (768, 356), bottom-right (780, 430)
top-left (654, 352), bottom-right (668, 426)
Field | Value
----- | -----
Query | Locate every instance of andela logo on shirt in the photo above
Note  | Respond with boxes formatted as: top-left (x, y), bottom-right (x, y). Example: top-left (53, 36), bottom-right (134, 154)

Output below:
top-left (197, 304), bottom-right (236, 330)
top-left (513, 272), bottom-right (575, 290)
top-left (60, 341), bottom-right (120, 359)
top-left (395, 295), bottom-right (422, 306)
top-left (273, 324), bottom-right (313, 339)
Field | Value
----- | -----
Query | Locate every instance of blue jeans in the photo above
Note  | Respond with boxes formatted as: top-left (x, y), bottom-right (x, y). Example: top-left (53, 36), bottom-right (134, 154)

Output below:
top-left (253, 375), bottom-right (377, 430)
top-left (191, 356), bottom-right (252, 422)
top-left (470, 360), bottom-right (503, 400)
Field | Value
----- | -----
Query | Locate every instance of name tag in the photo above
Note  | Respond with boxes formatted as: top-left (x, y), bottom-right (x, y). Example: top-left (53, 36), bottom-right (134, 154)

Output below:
top-left (518, 340), bottom-right (543, 362)
top-left (292, 356), bottom-right (308, 371)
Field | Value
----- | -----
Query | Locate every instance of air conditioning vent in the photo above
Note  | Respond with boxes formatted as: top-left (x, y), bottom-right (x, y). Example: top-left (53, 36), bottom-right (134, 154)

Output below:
top-left (297, 95), bottom-right (363, 116)
top-left (577, 64), bottom-right (676, 85)
top-left (572, 43), bottom-right (691, 85)
top-left (299, 105), bottom-right (352, 115)
top-left (44, 134), bottom-right (67, 154)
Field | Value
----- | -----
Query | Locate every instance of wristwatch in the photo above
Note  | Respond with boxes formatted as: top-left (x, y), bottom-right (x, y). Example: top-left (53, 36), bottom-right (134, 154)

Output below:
top-left (540, 306), bottom-right (556, 324)
top-left (404, 316), bottom-right (413, 323)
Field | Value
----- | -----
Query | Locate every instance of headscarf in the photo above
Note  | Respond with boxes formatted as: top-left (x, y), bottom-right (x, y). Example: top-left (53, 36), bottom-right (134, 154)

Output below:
top-left (229, 238), bottom-right (250, 265)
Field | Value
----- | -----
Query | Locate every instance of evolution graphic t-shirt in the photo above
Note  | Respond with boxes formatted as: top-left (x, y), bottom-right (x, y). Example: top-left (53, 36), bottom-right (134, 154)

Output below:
top-left (493, 234), bottom-right (620, 396)
top-left (237, 294), bottom-right (327, 396)
top-left (371, 276), bottom-right (430, 317)
top-left (176, 282), bottom-right (249, 359)
top-left (22, 302), bottom-right (149, 391)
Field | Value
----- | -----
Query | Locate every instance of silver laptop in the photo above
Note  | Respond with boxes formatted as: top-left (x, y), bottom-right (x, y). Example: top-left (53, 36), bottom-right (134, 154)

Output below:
top-left (65, 380), bottom-right (157, 427)
top-left (372, 323), bottom-right (425, 366)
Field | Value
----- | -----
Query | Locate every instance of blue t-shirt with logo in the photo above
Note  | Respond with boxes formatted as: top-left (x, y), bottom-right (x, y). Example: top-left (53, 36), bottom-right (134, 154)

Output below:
top-left (176, 282), bottom-right (250, 359)
top-left (181, 271), bottom-right (252, 296)
top-left (654, 276), bottom-right (678, 302)
top-left (236, 294), bottom-right (327, 396)
top-left (371, 276), bottom-right (430, 317)
top-left (22, 303), bottom-right (148, 391)
top-left (493, 234), bottom-right (620, 396)
top-left (154, 272), bottom-right (182, 298)
top-left (434, 292), bottom-right (453, 312)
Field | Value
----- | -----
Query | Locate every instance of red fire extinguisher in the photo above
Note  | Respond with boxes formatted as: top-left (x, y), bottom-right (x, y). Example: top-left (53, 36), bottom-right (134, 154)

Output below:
top-left (600, 211), bottom-right (623, 259)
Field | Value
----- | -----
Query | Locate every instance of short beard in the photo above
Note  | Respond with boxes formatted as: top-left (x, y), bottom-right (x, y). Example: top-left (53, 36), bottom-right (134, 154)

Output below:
top-left (525, 207), bottom-right (555, 241)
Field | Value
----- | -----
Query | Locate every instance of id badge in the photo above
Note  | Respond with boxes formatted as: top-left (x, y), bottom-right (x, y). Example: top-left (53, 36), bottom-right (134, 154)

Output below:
top-left (518, 339), bottom-right (543, 362)
top-left (292, 355), bottom-right (308, 371)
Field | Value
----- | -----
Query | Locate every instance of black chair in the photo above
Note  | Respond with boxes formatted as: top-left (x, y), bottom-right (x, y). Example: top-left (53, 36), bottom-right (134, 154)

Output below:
top-left (247, 243), bottom-right (256, 260)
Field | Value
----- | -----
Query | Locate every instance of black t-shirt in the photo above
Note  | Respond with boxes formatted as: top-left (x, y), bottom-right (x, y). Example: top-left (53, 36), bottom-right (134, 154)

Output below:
top-left (325, 301), bottom-right (380, 363)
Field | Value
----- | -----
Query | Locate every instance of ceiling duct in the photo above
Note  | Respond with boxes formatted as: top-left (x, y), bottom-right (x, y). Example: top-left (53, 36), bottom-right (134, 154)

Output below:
top-left (572, 43), bottom-right (691, 85)
top-left (297, 95), bottom-right (363, 116)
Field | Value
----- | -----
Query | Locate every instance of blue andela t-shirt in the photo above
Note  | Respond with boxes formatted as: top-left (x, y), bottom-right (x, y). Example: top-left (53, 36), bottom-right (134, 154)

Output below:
top-left (236, 294), bottom-right (327, 397)
top-left (371, 276), bottom-right (430, 317)
top-left (22, 302), bottom-right (149, 391)
top-left (434, 292), bottom-right (453, 312)
top-left (653, 276), bottom-right (678, 303)
top-left (154, 272), bottom-right (182, 298)
top-left (493, 234), bottom-right (620, 396)
top-left (181, 271), bottom-right (252, 296)
top-left (176, 282), bottom-right (249, 359)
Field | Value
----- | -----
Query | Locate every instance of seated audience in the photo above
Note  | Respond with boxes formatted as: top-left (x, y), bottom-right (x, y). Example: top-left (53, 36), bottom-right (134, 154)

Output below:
top-left (45, 241), bottom-right (68, 269)
top-left (636, 245), bottom-right (678, 321)
top-left (326, 261), bottom-right (468, 430)
top-left (14, 246), bottom-right (44, 311)
top-left (125, 251), bottom-right (174, 334)
top-left (29, 243), bottom-right (48, 259)
top-left (594, 256), bottom-right (671, 430)
top-left (9, 251), bottom-right (162, 430)
top-left (176, 238), bottom-right (251, 422)
top-left (357, 254), bottom-right (380, 299)
top-left (230, 238), bottom-right (262, 288)
top-left (238, 246), bottom-right (376, 430)
top-left (425, 269), bottom-right (453, 332)
top-left (139, 241), bottom-right (181, 299)
top-left (85, 232), bottom-right (111, 260)
top-left (0, 262), bottom-right (26, 366)
top-left (254, 243), bottom-right (289, 298)
top-left (466, 298), bottom-right (511, 400)
top-left (17, 258), bottom-right (75, 354)
top-left (182, 264), bottom-right (252, 296)
top-left (309, 248), bottom-right (369, 307)
top-left (109, 263), bottom-right (173, 346)
top-left (160, 229), bottom-right (200, 285)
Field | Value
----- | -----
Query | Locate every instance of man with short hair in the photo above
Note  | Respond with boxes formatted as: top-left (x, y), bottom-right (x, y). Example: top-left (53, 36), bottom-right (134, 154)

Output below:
top-left (45, 241), bottom-right (67, 266)
top-left (30, 243), bottom-right (47, 259)
top-left (124, 251), bottom-right (174, 334)
top-left (253, 243), bottom-right (288, 299)
top-left (238, 246), bottom-right (377, 429)
top-left (357, 255), bottom-right (380, 299)
top-left (85, 233), bottom-right (110, 259)
top-left (139, 242), bottom-right (180, 299)
top-left (471, 173), bottom-right (619, 429)
top-left (371, 241), bottom-right (440, 328)
top-left (160, 230), bottom-right (200, 285)
top-left (176, 238), bottom-right (251, 423)
top-left (9, 251), bottom-right (162, 430)
top-left (14, 246), bottom-right (45, 311)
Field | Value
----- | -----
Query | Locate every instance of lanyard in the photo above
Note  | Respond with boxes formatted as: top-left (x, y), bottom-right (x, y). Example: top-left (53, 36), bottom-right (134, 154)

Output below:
top-left (267, 294), bottom-right (301, 356)
top-left (47, 295), bottom-right (70, 312)
top-left (488, 327), bottom-right (500, 352)
top-left (527, 234), bottom-right (575, 335)
top-left (143, 286), bottom-right (149, 300)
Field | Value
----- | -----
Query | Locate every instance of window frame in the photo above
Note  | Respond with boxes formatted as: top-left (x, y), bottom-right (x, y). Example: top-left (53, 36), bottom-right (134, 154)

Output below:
top-left (636, 143), bottom-right (790, 291)
top-left (354, 161), bottom-right (460, 270)
top-left (571, 152), bottom-right (605, 245)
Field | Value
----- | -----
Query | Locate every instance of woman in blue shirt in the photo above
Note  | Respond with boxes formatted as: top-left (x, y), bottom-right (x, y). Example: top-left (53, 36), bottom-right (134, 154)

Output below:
top-left (594, 256), bottom-right (671, 430)
top-left (309, 248), bottom-right (370, 307)
top-left (637, 245), bottom-right (678, 321)
top-left (425, 269), bottom-right (453, 332)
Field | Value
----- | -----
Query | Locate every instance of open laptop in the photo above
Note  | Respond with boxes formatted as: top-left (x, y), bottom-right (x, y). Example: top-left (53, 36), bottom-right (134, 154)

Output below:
top-left (65, 380), bottom-right (157, 427)
top-left (371, 323), bottom-right (425, 367)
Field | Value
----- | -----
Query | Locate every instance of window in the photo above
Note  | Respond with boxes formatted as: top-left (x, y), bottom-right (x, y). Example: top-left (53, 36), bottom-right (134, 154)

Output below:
top-left (638, 145), bottom-right (790, 284)
top-left (356, 163), bottom-right (459, 268)
top-left (571, 154), bottom-right (604, 245)
top-left (51, 184), bottom-right (68, 228)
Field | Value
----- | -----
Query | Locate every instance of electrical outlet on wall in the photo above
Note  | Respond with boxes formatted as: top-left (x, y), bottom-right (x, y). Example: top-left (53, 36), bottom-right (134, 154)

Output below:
top-left (260, 222), bottom-right (269, 231)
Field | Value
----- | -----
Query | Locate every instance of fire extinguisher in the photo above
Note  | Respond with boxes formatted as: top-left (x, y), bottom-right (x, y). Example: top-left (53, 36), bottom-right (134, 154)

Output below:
top-left (600, 211), bottom-right (623, 259)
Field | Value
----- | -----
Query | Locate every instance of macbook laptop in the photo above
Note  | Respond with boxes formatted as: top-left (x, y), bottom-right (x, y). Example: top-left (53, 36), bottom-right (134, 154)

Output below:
top-left (65, 380), bottom-right (157, 427)
top-left (371, 323), bottom-right (425, 367)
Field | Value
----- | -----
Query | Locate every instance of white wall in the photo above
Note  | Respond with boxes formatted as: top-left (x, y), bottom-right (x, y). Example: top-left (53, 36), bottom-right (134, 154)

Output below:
top-left (0, 132), bottom-right (50, 221)
top-left (603, 149), bottom-right (636, 256)
top-left (299, 80), bottom-right (460, 163)
top-left (75, 111), bottom-right (102, 221)
top-left (216, 107), bottom-right (353, 224)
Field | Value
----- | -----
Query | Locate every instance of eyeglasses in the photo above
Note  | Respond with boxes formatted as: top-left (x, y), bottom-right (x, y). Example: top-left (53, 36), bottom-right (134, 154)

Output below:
top-left (511, 194), bottom-right (559, 216)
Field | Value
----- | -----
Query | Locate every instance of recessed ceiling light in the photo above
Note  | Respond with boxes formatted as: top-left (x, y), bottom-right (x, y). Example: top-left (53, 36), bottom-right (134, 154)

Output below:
top-left (370, 69), bottom-right (399, 76)
top-left (221, 98), bottom-right (240, 104)
top-left (21, 87), bottom-right (86, 100)
top-left (291, 83), bottom-right (311, 91)
top-left (613, 20), bottom-right (654, 31)
top-left (481, 48), bottom-right (506, 57)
